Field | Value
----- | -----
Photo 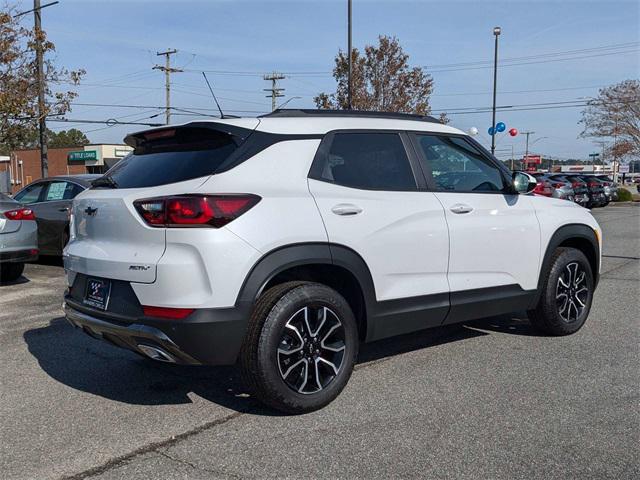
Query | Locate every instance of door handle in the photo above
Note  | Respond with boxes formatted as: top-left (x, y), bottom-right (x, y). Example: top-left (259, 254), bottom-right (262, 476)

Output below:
top-left (58, 207), bottom-right (69, 212)
top-left (331, 204), bottom-right (363, 216)
top-left (450, 204), bottom-right (474, 214)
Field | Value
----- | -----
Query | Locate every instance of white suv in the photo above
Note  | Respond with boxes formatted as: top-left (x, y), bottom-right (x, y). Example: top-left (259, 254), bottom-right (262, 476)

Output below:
top-left (63, 109), bottom-right (601, 413)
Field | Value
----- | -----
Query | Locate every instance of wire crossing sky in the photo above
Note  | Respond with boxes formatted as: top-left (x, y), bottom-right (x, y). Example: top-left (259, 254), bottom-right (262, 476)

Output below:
top-left (25, 0), bottom-right (640, 159)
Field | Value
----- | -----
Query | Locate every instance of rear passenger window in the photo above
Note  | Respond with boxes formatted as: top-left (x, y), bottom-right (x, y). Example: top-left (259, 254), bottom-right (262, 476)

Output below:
top-left (314, 133), bottom-right (416, 191)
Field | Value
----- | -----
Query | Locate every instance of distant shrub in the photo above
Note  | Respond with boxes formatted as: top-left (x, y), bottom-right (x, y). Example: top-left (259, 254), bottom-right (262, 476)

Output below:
top-left (615, 189), bottom-right (633, 202)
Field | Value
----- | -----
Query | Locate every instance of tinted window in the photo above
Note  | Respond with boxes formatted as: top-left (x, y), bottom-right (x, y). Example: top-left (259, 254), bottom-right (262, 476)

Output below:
top-left (14, 182), bottom-right (46, 204)
top-left (102, 128), bottom-right (240, 189)
top-left (414, 135), bottom-right (505, 192)
top-left (315, 133), bottom-right (416, 190)
top-left (44, 181), bottom-right (83, 201)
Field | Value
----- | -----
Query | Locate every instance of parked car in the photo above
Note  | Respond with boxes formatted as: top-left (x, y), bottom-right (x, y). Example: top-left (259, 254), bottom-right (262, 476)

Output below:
top-left (530, 173), bottom-right (553, 197)
top-left (13, 175), bottom-right (100, 255)
top-left (532, 173), bottom-right (574, 202)
top-left (575, 175), bottom-right (607, 207)
top-left (593, 175), bottom-right (619, 202)
top-left (0, 192), bottom-right (38, 282)
top-left (548, 174), bottom-right (590, 208)
top-left (63, 109), bottom-right (602, 413)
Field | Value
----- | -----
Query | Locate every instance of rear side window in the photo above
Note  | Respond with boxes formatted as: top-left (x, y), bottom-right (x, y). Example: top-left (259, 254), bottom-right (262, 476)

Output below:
top-left (312, 132), bottom-right (416, 191)
top-left (44, 181), bottom-right (83, 201)
top-left (102, 127), bottom-right (241, 189)
top-left (14, 182), bottom-right (46, 204)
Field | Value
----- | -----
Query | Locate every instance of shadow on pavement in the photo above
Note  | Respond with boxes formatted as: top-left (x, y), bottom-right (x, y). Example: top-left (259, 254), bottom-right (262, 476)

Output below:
top-left (0, 275), bottom-right (30, 286)
top-left (23, 314), bottom-right (535, 415)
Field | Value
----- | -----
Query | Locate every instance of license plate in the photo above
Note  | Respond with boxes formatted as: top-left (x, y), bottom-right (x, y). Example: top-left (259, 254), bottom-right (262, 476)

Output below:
top-left (83, 278), bottom-right (112, 310)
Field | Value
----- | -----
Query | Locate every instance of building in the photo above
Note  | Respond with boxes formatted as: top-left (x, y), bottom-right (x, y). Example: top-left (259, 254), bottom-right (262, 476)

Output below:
top-left (5, 144), bottom-right (132, 194)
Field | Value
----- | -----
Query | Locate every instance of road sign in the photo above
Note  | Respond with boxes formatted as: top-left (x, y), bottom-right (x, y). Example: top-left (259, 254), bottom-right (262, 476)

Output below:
top-left (68, 150), bottom-right (97, 162)
top-left (618, 164), bottom-right (630, 174)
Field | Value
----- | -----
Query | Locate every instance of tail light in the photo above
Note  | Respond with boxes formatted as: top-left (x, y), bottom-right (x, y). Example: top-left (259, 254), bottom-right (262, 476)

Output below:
top-left (571, 181), bottom-right (582, 188)
top-left (588, 182), bottom-right (598, 188)
top-left (134, 194), bottom-right (260, 228)
top-left (143, 306), bottom-right (194, 319)
top-left (2, 208), bottom-right (36, 221)
top-left (552, 182), bottom-right (565, 188)
top-left (533, 181), bottom-right (553, 197)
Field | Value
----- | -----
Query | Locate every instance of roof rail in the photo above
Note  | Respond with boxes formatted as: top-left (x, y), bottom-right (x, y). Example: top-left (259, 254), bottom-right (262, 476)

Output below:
top-left (260, 108), bottom-right (440, 123)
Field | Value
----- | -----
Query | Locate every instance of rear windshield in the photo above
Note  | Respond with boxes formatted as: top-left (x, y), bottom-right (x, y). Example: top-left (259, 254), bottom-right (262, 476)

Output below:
top-left (100, 127), bottom-right (241, 189)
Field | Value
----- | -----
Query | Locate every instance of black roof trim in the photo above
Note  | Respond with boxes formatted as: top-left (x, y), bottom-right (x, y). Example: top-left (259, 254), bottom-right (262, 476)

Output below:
top-left (260, 108), bottom-right (440, 123)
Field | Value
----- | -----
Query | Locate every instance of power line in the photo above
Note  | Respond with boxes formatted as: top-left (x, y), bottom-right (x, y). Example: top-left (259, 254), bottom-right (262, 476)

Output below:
top-left (180, 42), bottom-right (638, 77)
top-left (422, 41), bottom-right (639, 68)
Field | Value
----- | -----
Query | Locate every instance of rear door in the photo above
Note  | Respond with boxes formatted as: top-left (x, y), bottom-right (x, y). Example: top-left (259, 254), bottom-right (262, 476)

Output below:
top-left (34, 181), bottom-right (83, 254)
top-left (410, 133), bottom-right (541, 297)
top-left (308, 131), bottom-right (450, 332)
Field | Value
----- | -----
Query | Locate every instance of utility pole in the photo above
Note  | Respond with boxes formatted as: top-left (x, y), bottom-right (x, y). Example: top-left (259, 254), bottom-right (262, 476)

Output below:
top-left (510, 144), bottom-right (515, 171)
top-left (522, 131), bottom-right (535, 168)
top-left (594, 140), bottom-right (608, 174)
top-left (490, 26), bottom-right (501, 155)
top-left (34, 0), bottom-right (48, 178)
top-left (263, 72), bottom-right (285, 111)
top-left (153, 49), bottom-right (182, 125)
top-left (347, 0), bottom-right (353, 110)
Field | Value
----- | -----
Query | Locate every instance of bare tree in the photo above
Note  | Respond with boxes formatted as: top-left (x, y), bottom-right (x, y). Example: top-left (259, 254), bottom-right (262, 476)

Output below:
top-left (0, 6), bottom-right (84, 154)
top-left (579, 80), bottom-right (640, 160)
top-left (315, 36), bottom-right (434, 115)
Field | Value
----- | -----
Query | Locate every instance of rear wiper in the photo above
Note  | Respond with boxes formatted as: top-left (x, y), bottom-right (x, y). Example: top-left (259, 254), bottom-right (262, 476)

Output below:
top-left (91, 175), bottom-right (118, 189)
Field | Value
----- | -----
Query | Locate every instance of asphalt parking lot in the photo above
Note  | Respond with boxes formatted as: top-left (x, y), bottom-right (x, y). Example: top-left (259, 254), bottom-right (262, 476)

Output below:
top-left (1, 204), bottom-right (638, 480)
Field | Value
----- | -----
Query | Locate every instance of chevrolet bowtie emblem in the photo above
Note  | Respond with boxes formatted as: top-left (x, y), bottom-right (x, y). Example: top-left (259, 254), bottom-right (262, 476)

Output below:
top-left (84, 206), bottom-right (98, 216)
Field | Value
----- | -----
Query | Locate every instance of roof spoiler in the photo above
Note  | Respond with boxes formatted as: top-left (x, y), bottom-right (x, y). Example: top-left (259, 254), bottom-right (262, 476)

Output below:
top-left (123, 122), bottom-right (254, 150)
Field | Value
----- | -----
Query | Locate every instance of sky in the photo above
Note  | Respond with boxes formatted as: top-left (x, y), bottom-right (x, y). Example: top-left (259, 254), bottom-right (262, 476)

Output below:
top-left (12, 0), bottom-right (640, 161)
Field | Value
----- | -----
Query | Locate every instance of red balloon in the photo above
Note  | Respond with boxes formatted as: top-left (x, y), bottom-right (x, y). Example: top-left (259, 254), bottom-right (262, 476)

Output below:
top-left (509, 128), bottom-right (518, 137)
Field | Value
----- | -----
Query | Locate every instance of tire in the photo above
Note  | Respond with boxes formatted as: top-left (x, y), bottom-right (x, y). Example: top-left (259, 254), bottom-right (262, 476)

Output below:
top-left (528, 247), bottom-right (594, 336)
top-left (0, 262), bottom-right (25, 283)
top-left (240, 281), bottom-right (359, 414)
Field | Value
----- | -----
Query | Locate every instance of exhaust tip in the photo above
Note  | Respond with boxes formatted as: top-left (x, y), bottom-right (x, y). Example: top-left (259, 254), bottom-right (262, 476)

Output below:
top-left (137, 344), bottom-right (176, 363)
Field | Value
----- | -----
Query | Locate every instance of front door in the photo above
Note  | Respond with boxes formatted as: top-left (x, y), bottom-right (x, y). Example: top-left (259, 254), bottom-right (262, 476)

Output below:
top-left (410, 133), bottom-right (541, 308)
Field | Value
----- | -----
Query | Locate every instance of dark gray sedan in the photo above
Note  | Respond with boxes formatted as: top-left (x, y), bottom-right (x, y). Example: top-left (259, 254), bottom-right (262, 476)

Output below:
top-left (0, 193), bottom-right (38, 282)
top-left (12, 175), bottom-right (100, 256)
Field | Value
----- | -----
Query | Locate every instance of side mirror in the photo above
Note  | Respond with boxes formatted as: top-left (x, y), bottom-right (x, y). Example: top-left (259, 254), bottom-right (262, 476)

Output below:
top-left (512, 171), bottom-right (537, 194)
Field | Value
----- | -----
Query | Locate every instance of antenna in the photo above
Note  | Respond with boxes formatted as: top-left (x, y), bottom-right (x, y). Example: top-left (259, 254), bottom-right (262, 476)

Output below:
top-left (202, 72), bottom-right (225, 118)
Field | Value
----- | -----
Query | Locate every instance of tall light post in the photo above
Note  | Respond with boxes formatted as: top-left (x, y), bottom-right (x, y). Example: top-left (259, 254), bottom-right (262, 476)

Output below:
top-left (347, 0), bottom-right (353, 110)
top-left (490, 26), bottom-right (501, 155)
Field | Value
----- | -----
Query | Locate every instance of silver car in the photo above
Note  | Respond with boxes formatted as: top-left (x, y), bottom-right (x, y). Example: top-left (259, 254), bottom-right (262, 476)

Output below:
top-left (0, 193), bottom-right (38, 282)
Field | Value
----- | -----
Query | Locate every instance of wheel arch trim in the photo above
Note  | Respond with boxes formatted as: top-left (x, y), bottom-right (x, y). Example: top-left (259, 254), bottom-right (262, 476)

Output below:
top-left (235, 242), bottom-right (377, 327)
top-left (532, 223), bottom-right (600, 308)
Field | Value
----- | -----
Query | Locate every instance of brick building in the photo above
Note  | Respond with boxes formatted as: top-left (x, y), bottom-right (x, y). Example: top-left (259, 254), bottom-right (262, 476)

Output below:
top-left (3, 144), bottom-right (132, 194)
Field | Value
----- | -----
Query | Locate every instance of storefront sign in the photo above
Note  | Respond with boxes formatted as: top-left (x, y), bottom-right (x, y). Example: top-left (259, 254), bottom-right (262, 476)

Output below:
top-left (68, 150), bottom-right (97, 162)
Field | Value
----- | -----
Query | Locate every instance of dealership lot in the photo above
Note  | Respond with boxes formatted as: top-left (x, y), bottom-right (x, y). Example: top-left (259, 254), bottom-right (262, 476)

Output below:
top-left (1, 204), bottom-right (638, 479)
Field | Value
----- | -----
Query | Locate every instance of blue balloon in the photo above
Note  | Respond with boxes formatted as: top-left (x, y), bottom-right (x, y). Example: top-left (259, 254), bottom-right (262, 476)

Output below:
top-left (496, 122), bottom-right (506, 132)
top-left (488, 126), bottom-right (495, 135)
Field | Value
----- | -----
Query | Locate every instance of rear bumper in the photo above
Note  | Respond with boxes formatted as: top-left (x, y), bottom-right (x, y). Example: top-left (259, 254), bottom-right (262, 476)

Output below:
top-left (0, 248), bottom-right (38, 263)
top-left (63, 297), bottom-right (252, 365)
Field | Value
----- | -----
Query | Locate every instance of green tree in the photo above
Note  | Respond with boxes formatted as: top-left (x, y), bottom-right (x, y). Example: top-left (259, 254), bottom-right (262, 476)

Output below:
top-left (48, 128), bottom-right (90, 148)
top-left (315, 36), bottom-right (434, 115)
top-left (0, 6), bottom-right (84, 154)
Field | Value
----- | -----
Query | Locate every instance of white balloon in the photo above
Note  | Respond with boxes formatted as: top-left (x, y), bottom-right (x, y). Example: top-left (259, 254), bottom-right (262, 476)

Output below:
top-left (468, 127), bottom-right (479, 136)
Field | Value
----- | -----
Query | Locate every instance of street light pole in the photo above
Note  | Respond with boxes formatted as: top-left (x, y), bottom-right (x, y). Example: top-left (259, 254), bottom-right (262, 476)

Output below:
top-left (490, 26), bottom-right (501, 155)
top-left (347, 0), bottom-right (352, 110)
